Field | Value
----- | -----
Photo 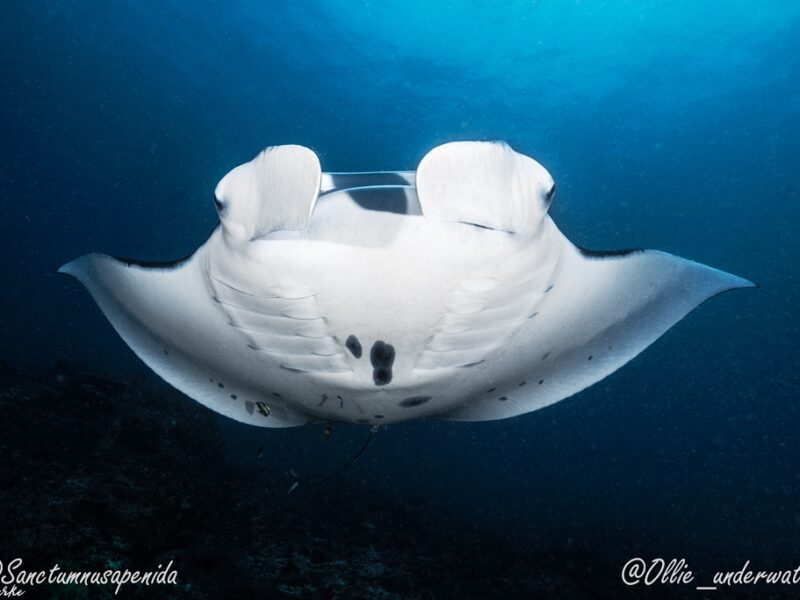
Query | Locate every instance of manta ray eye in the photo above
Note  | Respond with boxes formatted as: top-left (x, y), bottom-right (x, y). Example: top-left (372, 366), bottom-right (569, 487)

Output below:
top-left (214, 195), bottom-right (227, 215)
top-left (545, 184), bottom-right (556, 203)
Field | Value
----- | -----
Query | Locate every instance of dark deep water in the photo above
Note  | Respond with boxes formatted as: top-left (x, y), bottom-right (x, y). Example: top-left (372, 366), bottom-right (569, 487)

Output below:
top-left (2, 0), bottom-right (799, 597)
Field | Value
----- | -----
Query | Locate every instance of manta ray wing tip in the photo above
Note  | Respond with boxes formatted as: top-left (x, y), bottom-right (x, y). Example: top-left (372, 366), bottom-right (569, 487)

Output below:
top-left (57, 257), bottom-right (83, 277)
top-left (716, 269), bottom-right (757, 292)
top-left (56, 253), bottom-right (115, 281)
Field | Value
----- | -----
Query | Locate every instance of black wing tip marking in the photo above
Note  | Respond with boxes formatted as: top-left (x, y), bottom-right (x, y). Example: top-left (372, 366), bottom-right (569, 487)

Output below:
top-left (578, 246), bottom-right (644, 259)
top-left (113, 255), bottom-right (193, 270)
top-left (111, 225), bottom-right (220, 270)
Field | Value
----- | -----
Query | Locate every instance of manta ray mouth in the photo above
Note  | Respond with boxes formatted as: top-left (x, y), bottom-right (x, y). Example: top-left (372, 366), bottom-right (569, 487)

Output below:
top-left (338, 185), bottom-right (420, 215)
top-left (59, 141), bottom-right (754, 428)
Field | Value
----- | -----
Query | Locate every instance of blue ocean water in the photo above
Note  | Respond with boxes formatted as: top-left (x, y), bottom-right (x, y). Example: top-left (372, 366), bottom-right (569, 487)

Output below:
top-left (2, 0), bottom-right (799, 591)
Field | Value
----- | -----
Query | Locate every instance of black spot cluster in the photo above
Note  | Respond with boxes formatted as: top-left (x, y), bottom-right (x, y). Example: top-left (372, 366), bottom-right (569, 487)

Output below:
top-left (370, 340), bottom-right (395, 386)
top-left (399, 396), bottom-right (431, 408)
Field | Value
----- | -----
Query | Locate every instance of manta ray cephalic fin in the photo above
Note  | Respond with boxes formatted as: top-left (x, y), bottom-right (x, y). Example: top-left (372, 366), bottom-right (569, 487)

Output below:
top-left (214, 144), bottom-right (321, 241)
top-left (416, 141), bottom-right (555, 235)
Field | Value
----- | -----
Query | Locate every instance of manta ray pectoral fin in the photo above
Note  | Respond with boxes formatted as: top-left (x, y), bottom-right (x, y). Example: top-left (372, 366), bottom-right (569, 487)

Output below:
top-left (58, 252), bottom-right (310, 428)
top-left (440, 240), bottom-right (755, 422)
top-left (214, 144), bottom-right (321, 241)
top-left (416, 141), bottom-right (555, 235)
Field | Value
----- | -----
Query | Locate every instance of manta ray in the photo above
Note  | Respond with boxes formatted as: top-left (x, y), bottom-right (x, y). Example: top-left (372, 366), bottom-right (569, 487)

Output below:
top-left (59, 141), bottom-right (752, 427)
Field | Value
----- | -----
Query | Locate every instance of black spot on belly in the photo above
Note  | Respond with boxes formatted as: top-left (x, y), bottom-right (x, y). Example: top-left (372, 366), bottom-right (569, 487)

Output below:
top-left (499, 396), bottom-right (508, 401)
top-left (370, 340), bottom-right (395, 386)
top-left (345, 335), bottom-right (363, 358)
top-left (374, 414), bottom-right (384, 419)
top-left (217, 382), bottom-right (224, 389)
top-left (230, 394), bottom-right (237, 400)
top-left (400, 396), bottom-right (431, 408)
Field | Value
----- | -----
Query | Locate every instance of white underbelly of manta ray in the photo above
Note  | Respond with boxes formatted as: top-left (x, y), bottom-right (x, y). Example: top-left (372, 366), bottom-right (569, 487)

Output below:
top-left (59, 141), bottom-right (753, 427)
